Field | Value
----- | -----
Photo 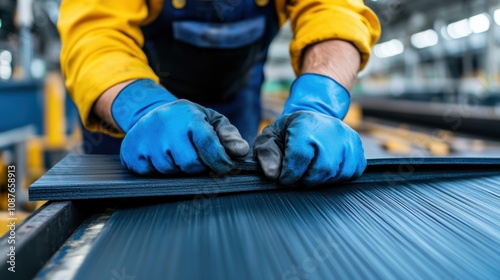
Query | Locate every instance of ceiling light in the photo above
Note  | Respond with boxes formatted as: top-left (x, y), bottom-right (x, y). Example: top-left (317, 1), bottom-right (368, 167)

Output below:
top-left (373, 39), bottom-right (404, 58)
top-left (447, 19), bottom-right (471, 39)
top-left (0, 65), bottom-right (12, 80)
top-left (0, 50), bottom-right (12, 64)
top-left (411, 29), bottom-right (439, 49)
top-left (494, 9), bottom-right (500, 25)
top-left (469, 13), bottom-right (490, 33)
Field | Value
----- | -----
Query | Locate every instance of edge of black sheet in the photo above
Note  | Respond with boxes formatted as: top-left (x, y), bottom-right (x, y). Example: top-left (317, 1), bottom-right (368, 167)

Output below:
top-left (28, 155), bottom-right (500, 201)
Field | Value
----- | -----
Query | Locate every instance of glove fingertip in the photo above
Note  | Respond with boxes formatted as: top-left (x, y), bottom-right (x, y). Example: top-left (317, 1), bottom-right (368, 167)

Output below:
top-left (261, 158), bottom-right (280, 179)
top-left (254, 145), bottom-right (282, 180)
top-left (226, 139), bottom-right (250, 158)
top-left (211, 121), bottom-right (250, 158)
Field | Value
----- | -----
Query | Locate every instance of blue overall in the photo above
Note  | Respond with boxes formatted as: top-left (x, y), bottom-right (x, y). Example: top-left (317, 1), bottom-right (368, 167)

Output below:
top-left (83, 0), bottom-right (280, 154)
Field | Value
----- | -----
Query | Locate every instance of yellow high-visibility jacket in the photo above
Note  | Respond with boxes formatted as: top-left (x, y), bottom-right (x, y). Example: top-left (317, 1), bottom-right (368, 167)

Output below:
top-left (58, 0), bottom-right (380, 134)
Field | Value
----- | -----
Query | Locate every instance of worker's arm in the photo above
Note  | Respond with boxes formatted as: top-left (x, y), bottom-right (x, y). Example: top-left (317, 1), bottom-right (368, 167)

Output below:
top-left (254, 0), bottom-right (380, 186)
top-left (93, 80), bottom-right (134, 133)
top-left (58, 0), bottom-right (161, 136)
top-left (59, 0), bottom-right (248, 174)
top-left (301, 39), bottom-right (360, 90)
top-left (280, 0), bottom-right (381, 74)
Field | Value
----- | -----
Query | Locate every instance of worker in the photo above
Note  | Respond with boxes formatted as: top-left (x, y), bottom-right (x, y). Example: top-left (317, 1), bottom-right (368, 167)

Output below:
top-left (57, 0), bottom-right (380, 186)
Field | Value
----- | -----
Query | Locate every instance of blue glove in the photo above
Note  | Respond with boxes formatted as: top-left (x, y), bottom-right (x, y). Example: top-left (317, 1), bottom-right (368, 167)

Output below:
top-left (111, 79), bottom-right (249, 175)
top-left (254, 73), bottom-right (366, 186)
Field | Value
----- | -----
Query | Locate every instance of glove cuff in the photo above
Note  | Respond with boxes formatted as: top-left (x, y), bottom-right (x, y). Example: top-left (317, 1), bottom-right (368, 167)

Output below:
top-left (111, 79), bottom-right (177, 132)
top-left (282, 73), bottom-right (350, 120)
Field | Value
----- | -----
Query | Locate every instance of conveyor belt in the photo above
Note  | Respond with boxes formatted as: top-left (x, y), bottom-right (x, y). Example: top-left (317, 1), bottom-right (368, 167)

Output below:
top-left (29, 155), bottom-right (500, 201)
top-left (68, 175), bottom-right (500, 279)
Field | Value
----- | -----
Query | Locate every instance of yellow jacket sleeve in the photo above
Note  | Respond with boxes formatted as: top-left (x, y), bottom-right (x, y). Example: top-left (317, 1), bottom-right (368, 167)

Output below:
top-left (58, 0), bottom-right (163, 135)
top-left (276, 0), bottom-right (381, 74)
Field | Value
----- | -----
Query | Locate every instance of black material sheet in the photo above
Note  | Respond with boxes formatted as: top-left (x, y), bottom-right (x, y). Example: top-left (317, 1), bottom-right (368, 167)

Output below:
top-left (73, 175), bottom-right (500, 279)
top-left (29, 155), bottom-right (500, 201)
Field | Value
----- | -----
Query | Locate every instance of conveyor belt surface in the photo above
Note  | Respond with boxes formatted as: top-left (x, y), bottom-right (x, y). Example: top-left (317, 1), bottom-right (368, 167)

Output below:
top-left (70, 175), bottom-right (500, 279)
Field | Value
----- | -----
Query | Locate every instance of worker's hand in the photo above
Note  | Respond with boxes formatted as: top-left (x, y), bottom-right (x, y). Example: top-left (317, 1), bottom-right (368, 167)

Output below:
top-left (111, 79), bottom-right (249, 175)
top-left (254, 74), bottom-right (366, 186)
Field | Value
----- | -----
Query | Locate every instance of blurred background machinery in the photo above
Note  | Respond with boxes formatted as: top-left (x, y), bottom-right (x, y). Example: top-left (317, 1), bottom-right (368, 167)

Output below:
top-left (1, 0), bottom-right (500, 235)
top-left (355, 0), bottom-right (500, 137)
top-left (263, 0), bottom-right (500, 155)
top-left (0, 0), bottom-right (81, 235)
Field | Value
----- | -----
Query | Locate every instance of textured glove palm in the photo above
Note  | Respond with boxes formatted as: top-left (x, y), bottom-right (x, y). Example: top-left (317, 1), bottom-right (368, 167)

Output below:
top-left (254, 74), bottom-right (366, 186)
top-left (112, 79), bottom-right (249, 175)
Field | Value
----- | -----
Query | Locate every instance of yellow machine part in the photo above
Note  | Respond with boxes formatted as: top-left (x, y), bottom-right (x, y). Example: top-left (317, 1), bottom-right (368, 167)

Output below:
top-left (0, 154), bottom-right (8, 211)
top-left (27, 138), bottom-right (45, 181)
top-left (44, 72), bottom-right (67, 149)
top-left (26, 138), bottom-right (47, 211)
top-left (0, 211), bottom-right (30, 236)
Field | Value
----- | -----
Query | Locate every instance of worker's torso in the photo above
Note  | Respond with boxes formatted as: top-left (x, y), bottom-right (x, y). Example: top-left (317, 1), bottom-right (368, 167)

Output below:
top-left (142, 0), bottom-right (280, 102)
